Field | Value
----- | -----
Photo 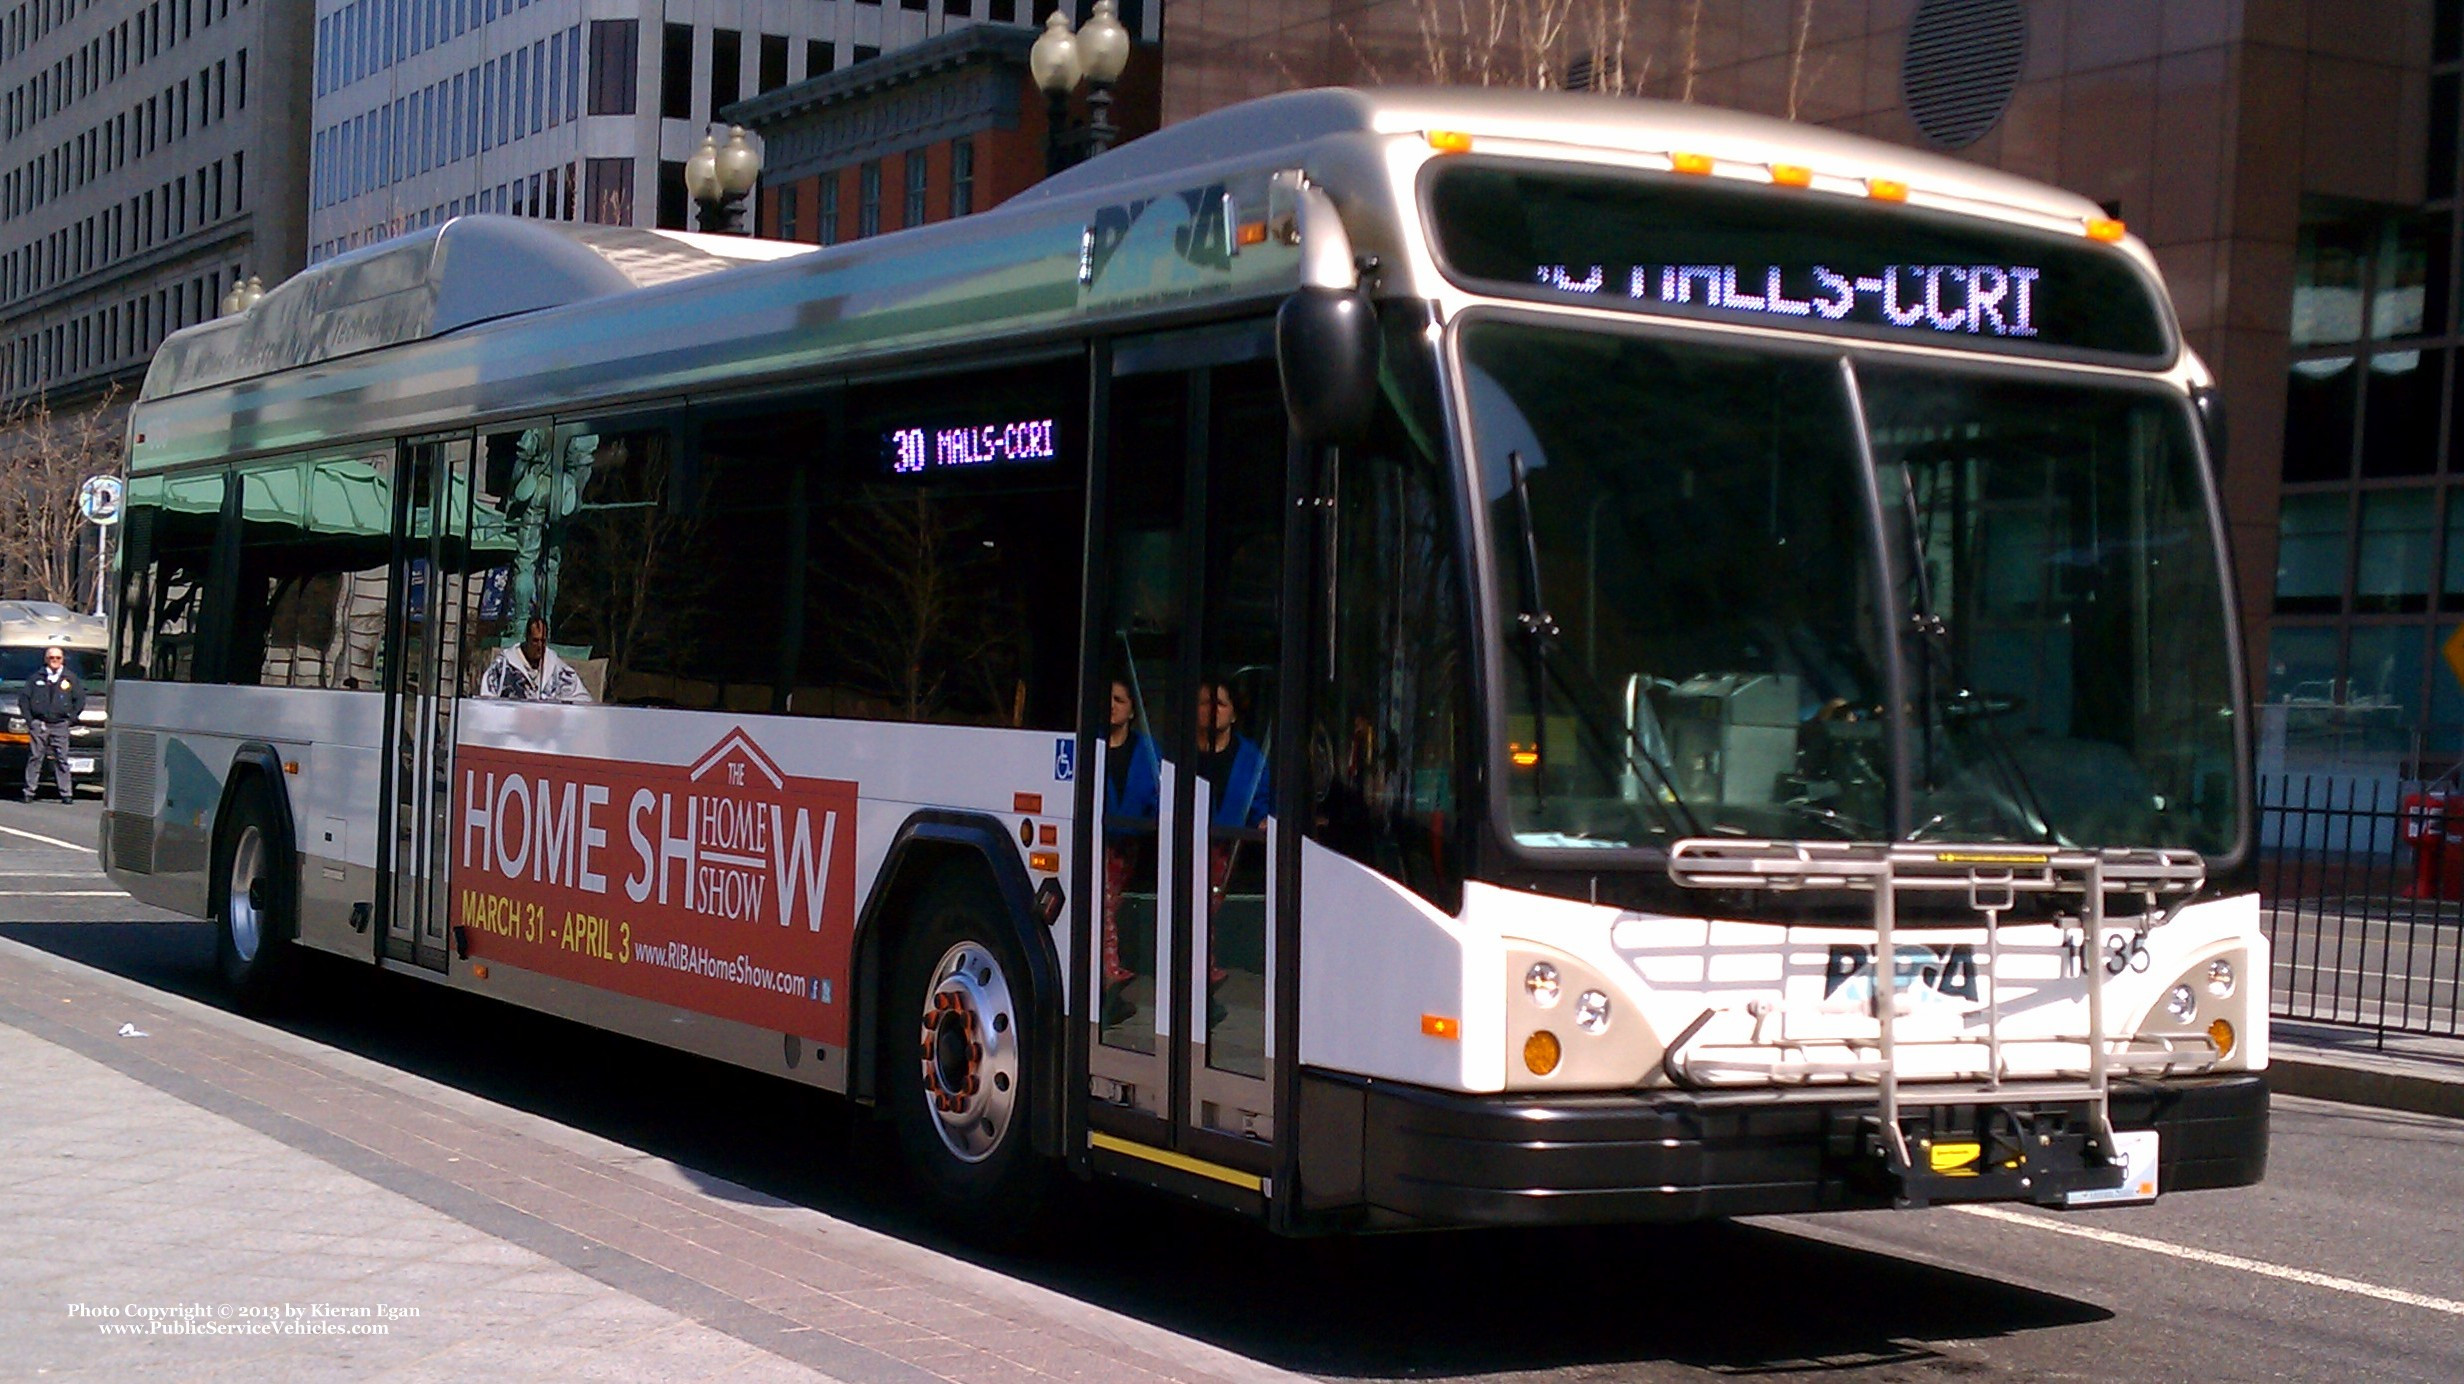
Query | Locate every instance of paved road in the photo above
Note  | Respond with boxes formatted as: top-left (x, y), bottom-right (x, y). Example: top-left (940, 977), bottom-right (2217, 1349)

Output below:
top-left (4, 794), bottom-right (2460, 1382)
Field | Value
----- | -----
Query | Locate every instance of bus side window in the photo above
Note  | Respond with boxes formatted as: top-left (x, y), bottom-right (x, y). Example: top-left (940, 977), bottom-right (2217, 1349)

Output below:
top-left (117, 470), bottom-right (223, 686)
top-left (599, 409), bottom-right (802, 712)
top-left (790, 359), bottom-right (1087, 729)
top-left (502, 422), bottom-right (678, 706)
top-left (226, 453), bottom-right (392, 689)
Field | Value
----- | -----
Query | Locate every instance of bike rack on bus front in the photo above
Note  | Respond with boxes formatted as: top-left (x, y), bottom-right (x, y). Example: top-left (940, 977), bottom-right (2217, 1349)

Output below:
top-left (1666, 839), bottom-right (2208, 1200)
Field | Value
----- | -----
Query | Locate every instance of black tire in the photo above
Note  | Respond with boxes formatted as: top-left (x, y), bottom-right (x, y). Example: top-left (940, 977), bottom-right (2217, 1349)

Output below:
top-left (211, 779), bottom-right (295, 1008)
top-left (883, 868), bottom-right (1052, 1235)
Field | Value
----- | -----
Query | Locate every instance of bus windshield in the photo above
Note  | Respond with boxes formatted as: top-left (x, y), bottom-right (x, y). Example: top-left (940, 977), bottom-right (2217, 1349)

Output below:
top-left (1466, 319), bottom-right (2239, 857)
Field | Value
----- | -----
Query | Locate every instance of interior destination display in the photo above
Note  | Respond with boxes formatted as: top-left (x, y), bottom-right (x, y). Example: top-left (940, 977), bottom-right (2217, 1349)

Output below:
top-left (1430, 161), bottom-right (2171, 360)
top-left (883, 417), bottom-right (1060, 475)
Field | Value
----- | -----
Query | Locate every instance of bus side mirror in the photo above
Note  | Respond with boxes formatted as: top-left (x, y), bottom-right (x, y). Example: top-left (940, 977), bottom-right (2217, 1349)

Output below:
top-left (1277, 287), bottom-right (1380, 445)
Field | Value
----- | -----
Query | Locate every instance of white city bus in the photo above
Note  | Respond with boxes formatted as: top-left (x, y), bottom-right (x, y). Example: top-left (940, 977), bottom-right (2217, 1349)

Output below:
top-left (105, 88), bottom-right (2266, 1232)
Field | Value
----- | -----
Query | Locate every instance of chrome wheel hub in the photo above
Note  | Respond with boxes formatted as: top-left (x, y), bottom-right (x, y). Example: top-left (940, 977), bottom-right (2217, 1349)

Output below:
top-left (226, 824), bottom-right (265, 963)
top-left (917, 941), bottom-right (1019, 1164)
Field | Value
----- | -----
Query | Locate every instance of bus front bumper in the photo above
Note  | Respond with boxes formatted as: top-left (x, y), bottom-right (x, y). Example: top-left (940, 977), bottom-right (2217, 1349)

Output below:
top-left (1312, 1071), bottom-right (2268, 1227)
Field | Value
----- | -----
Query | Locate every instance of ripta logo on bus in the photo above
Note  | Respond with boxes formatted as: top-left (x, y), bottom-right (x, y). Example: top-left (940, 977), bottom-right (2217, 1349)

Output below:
top-left (451, 728), bottom-right (861, 1045)
top-left (1821, 943), bottom-right (1982, 1008)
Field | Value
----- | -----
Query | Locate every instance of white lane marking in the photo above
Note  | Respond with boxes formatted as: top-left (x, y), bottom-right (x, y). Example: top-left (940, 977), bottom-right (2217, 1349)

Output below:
top-left (1954, 1205), bottom-right (2464, 1316)
top-left (0, 822), bottom-right (92, 853)
top-left (0, 890), bottom-right (128, 897)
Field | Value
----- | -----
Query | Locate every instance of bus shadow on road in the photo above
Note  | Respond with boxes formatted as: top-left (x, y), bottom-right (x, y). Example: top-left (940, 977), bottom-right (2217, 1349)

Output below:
top-left (1, 919), bottom-right (2108, 1379)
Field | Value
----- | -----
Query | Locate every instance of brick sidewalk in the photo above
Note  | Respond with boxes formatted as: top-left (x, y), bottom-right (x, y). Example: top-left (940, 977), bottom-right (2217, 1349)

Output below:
top-left (0, 937), bottom-right (1296, 1383)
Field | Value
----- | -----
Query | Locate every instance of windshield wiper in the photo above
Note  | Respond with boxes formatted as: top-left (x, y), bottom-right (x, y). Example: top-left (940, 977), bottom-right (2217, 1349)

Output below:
top-left (1505, 450), bottom-right (1702, 839)
top-left (1896, 466), bottom-right (2063, 846)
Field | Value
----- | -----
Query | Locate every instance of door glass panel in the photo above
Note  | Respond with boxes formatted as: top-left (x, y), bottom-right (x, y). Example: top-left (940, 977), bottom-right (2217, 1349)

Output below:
top-left (383, 438), bottom-right (472, 969)
top-left (1195, 361), bottom-right (1284, 1082)
top-left (385, 445), bottom-right (437, 956)
top-left (1096, 372), bottom-right (1186, 1069)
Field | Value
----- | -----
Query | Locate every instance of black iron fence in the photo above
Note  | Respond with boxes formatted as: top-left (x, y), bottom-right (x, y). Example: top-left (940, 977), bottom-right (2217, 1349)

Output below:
top-left (2258, 773), bottom-right (2464, 1040)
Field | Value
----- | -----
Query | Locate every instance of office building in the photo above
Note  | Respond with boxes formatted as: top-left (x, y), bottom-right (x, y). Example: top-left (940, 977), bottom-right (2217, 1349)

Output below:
top-left (308, 0), bottom-right (1112, 258)
top-left (1, 0), bottom-right (313, 404)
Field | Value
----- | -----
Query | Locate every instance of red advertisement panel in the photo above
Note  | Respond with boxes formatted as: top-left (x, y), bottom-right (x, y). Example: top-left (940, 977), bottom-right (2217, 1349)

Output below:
top-left (451, 727), bottom-right (859, 1046)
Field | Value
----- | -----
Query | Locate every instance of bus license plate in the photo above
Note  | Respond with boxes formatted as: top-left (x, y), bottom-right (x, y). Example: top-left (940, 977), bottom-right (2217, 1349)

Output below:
top-left (2062, 1129), bottom-right (2159, 1207)
top-left (68, 756), bottom-right (96, 776)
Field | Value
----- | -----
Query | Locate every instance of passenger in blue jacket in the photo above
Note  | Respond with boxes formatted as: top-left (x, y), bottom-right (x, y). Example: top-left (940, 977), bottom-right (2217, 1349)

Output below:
top-left (1100, 679), bottom-right (1159, 1016)
top-left (1194, 679), bottom-right (1268, 1006)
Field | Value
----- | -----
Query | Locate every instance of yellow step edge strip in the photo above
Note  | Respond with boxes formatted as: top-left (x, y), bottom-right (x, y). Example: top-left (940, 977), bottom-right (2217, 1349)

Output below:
top-left (1088, 1131), bottom-right (1265, 1193)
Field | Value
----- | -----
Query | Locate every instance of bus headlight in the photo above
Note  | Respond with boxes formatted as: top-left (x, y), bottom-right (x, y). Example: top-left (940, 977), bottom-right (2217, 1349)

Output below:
top-left (1524, 962), bottom-right (1561, 1007)
top-left (1574, 989), bottom-right (1612, 1034)
top-left (2205, 958), bottom-right (2236, 998)
top-left (2163, 983), bottom-right (2198, 1024)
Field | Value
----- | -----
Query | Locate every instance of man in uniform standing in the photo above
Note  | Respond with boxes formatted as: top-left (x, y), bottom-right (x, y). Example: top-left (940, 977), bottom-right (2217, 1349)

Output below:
top-left (18, 645), bottom-right (86, 803)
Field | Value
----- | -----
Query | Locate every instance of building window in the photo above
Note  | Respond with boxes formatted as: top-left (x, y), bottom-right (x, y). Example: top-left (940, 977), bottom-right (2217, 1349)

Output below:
top-left (658, 158), bottom-right (688, 230)
top-left (819, 172), bottom-right (839, 246)
top-left (858, 160), bottom-right (880, 237)
top-left (759, 34), bottom-right (787, 94)
top-left (710, 28), bottom-right (741, 118)
top-left (777, 183), bottom-right (799, 242)
top-left (807, 39), bottom-right (833, 80)
top-left (660, 22), bottom-right (693, 121)
top-left (951, 138), bottom-right (974, 217)
top-left (904, 149), bottom-right (927, 228)
top-left (586, 157), bottom-right (632, 225)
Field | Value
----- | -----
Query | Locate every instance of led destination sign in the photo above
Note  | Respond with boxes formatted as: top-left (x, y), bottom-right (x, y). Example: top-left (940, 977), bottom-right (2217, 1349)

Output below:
top-left (1431, 162), bottom-right (2171, 360)
top-left (1535, 261), bottom-right (2044, 339)
top-left (884, 417), bottom-right (1059, 476)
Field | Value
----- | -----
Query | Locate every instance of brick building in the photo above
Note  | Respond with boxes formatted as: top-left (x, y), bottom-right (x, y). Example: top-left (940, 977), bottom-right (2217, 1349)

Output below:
top-left (727, 19), bottom-right (1160, 246)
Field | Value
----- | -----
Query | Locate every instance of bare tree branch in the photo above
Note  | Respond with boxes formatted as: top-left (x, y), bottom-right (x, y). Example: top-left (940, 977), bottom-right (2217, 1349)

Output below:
top-left (0, 385), bottom-right (125, 608)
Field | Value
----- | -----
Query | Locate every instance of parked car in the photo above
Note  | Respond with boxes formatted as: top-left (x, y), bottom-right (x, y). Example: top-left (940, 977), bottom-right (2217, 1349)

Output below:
top-left (1, 600), bottom-right (109, 795)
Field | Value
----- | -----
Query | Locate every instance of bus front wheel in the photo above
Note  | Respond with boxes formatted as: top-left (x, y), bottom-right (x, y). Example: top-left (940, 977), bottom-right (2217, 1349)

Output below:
top-left (212, 780), bottom-right (294, 1007)
top-left (884, 871), bottom-right (1050, 1233)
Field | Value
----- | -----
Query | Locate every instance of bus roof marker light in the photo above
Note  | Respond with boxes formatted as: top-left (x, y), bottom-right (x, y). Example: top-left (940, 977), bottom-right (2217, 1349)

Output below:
top-left (1237, 221), bottom-right (1268, 247)
top-left (1427, 130), bottom-right (1474, 153)
top-left (1769, 163), bottom-right (1813, 187)
top-left (2086, 215), bottom-right (2127, 242)
top-left (1670, 151), bottom-right (1715, 176)
top-left (1421, 1014), bottom-right (1461, 1040)
top-left (1866, 177), bottom-right (1909, 202)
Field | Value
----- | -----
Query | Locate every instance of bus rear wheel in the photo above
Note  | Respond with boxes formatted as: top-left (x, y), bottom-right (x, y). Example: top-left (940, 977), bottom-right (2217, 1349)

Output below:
top-left (885, 871), bottom-right (1050, 1233)
top-left (212, 780), bottom-right (294, 1008)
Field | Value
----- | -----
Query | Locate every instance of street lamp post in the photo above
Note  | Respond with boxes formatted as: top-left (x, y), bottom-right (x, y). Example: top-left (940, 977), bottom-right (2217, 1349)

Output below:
top-left (217, 275), bottom-right (265, 317)
top-left (686, 126), bottom-right (763, 234)
top-left (1030, 2), bottom-right (1133, 177)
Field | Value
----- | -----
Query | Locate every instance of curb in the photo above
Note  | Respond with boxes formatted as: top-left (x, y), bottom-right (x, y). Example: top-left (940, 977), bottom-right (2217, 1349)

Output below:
top-left (2265, 1056), bottom-right (2464, 1120)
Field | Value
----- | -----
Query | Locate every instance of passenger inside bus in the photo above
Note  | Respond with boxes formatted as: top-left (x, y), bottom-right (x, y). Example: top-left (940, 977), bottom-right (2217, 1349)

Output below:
top-left (1100, 676), bottom-right (1160, 1026)
top-left (477, 615), bottom-right (593, 703)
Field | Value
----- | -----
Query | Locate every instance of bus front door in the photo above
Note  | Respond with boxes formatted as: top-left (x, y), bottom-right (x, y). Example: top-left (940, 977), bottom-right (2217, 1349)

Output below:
top-left (379, 435), bottom-right (474, 972)
top-left (1085, 330), bottom-right (1288, 1188)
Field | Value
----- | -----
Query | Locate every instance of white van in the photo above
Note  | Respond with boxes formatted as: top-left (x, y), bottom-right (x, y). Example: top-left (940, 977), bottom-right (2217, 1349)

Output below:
top-left (1, 600), bottom-right (109, 795)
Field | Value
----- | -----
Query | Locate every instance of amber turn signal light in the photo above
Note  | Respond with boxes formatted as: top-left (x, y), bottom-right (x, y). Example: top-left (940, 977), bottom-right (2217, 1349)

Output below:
top-left (1523, 1030), bottom-right (1562, 1075)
